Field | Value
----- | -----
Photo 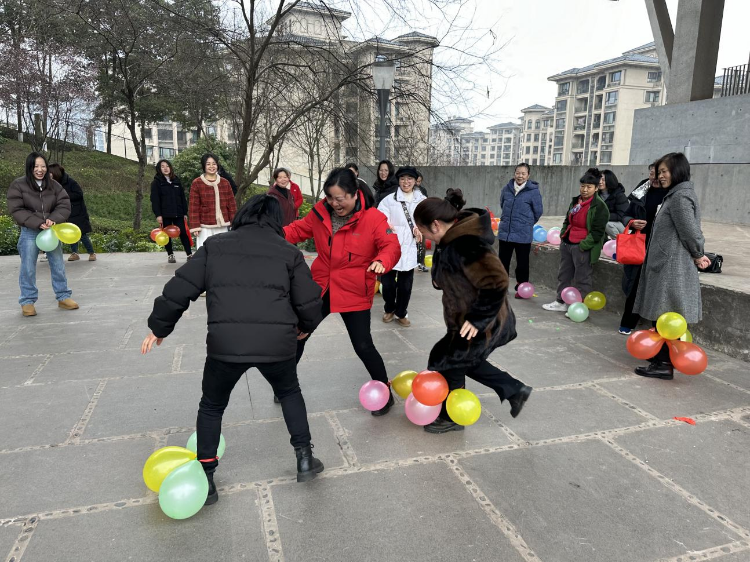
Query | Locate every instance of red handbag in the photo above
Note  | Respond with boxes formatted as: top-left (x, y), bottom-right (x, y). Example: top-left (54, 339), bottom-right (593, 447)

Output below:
top-left (616, 220), bottom-right (646, 265)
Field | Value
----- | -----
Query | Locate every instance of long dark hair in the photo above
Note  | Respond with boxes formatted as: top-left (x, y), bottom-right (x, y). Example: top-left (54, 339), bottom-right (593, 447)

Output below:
top-left (656, 152), bottom-right (691, 186)
top-left (373, 159), bottom-right (395, 188)
top-left (601, 169), bottom-right (621, 192)
top-left (155, 159), bottom-right (175, 180)
top-left (414, 188), bottom-right (466, 227)
top-left (231, 194), bottom-right (283, 233)
top-left (25, 152), bottom-right (50, 189)
top-left (48, 163), bottom-right (65, 183)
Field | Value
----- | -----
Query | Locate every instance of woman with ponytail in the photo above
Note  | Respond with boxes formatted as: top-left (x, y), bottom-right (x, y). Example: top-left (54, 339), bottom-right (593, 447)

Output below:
top-left (413, 189), bottom-right (532, 433)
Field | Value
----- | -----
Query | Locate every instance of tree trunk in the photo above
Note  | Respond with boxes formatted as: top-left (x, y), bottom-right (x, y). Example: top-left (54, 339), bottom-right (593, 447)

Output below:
top-left (106, 116), bottom-right (112, 154)
top-left (133, 120), bottom-right (148, 230)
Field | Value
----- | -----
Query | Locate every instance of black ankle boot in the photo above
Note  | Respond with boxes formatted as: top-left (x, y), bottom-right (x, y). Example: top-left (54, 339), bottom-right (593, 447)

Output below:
top-left (371, 392), bottom-right (395, 417)
top-left (295, 445), bottom-right (324, 483)
top-left (204, 470), bottom-right (218, 505)
top-left (634, 361), bottom-right (674, 380)
top-left (509, 385), bottom-right (533, 418)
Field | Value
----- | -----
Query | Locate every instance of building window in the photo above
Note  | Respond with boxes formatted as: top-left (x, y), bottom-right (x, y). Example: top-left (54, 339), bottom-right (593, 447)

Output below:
top-left (600, 151), bottom-right (612, 164)
top-left (527, 120), bottom-right (532, 129)
top-left (558, 82), bottom-right (570, 96)
top-left (574, 116), bottom-right (586, 131)
top-left (144, 128), bottom-right (152, 140)
top-left (609, 70), bottom-right (622, 85)
top-left (525, 146), bottom-right (530, 155)
top-left (602, 131), bottom-right (614, 144)
top-left (603, 111), bottom-right (616, 125)
top-left (540, 154), bottom-right (546, 165)
top-left (647, 71), bottom-right (662, 83)
top-left (534, 133), bottom-right (540, 142)
top-left (554, 131), bottom-right (564, 148)
top-left (555, 118), bottom-right (566, 130)
top-left (543, 119), bottom-right (550, 128)
top-left (533, 146), bottom-right (538, 155)
top-left (526, 134), bottom-right (531, 142)
top-left (556, 99), bottom-right (567, 112)
top-left (645, 91), bottom-right (660, 103)
top-left (593, 114), bottom-right (601, 128)
top-left (596, 76), bottom-right (606, 91)
top-left (594, 95), bottom-right (603, 110)
top-left (157, 128), bottom-right (173, 142)
top-left (159, 147), bottom-right (175, 159)
top-left (553, 153), bottom-right (563, 164)
top-left (541, 133), bottom-right (547, 143)
top-left (577, 79), bottom-right (590, 95)
top-left (605, 91), bottom-right (618, 106)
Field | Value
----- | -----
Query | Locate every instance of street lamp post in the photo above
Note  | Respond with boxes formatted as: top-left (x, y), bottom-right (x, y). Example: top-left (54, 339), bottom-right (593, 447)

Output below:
top-left (372, 60), bottom-right (396, 162)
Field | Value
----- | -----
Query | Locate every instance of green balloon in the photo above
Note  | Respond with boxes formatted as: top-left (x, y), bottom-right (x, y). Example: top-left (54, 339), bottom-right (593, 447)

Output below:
top-left (567, 302), bottom-right (590, 323)
top-left (158, 460), bottom-right (208, 519)
top-left (36, 229), bottom-right (60, 252)
top-left (186, 431), bottom-right (225, 459)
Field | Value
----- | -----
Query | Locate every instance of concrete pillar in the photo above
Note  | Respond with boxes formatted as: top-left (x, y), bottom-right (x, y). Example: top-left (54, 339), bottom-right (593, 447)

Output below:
top-left (669, 0), bottom-right (725, 104)
top-left (644, 0), bottom-right (674, 90)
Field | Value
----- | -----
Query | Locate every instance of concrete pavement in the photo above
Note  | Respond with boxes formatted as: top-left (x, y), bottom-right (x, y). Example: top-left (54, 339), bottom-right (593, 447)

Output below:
top-left (1, 252), bottom-right (749, 562)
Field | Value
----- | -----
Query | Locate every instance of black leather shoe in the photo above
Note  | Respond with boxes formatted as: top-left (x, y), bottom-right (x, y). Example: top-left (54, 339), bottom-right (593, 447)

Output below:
top-left (296, 445), bottom-right (324, 482)
top-left (204, 471), bottom-right (218, 505)
top-left (424, 417), bottom-right (464, 434)
top-left (634, 362), bottom-right (674, 380)
top-left (371, 392), bottom-right (395, 417)
top-left (509, 385), bottom-right (533, 418)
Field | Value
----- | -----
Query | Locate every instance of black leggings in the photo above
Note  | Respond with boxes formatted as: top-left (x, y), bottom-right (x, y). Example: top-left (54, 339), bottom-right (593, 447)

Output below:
top-left (498, 241), bottom-right (531, 289)
top-left (296, 292), bottom-right (388, 384)
top-left (196, 356), bottom-right (311, 470)
top-left (438, 359), bottom-right (525, 420)
top-left (162, 216), bottom-right (192, 256)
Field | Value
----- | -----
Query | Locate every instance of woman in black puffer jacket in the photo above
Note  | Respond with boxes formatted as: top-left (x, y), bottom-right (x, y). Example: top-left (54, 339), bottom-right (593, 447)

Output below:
top-left (48, 164), bottom-right (95, 262)
top-left (142, 194), bottom-right (325, 505)
top-left (150, 159), bottom-right (193, 263)
top-left (599, 170), bottom-right (629, 239)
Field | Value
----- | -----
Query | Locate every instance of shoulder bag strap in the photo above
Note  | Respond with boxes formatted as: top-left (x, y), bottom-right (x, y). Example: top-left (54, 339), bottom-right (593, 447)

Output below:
top-left (399, 199), bottom-right (417, 239)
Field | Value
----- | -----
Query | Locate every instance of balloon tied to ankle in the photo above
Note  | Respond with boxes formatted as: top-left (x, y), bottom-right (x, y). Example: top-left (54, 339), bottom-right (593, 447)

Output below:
top-left (625, 312), bottom-right (707, 375)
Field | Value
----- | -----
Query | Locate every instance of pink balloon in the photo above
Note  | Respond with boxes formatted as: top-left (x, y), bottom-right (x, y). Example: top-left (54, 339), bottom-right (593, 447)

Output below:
top-left (404, 394), bottom-right (441, 426)
top-left (603, 239), bottom-right (617, 259)
top-left (561, 286), bottom-right (582, 305)
top-left (546, 230), bottom-right (561, 245)
top-left (359, 380), bottom-right (390, 411)
top-left (517, 282), bottom-right (535, 299)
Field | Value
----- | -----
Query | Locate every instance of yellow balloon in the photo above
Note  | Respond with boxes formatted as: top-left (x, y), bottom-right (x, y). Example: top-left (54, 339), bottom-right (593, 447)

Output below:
top-left (679, 329), bottom-right (693, 343)
top-left (583, 291), bottom-right (606, 311)
top-left (142, 446), bottom-right (196, 492)
top-left (424, 255), bottom-right (433, 267)
top-left (656, 312), bottom-right (688, 340)
top-left (155, 231), bottom-right (170, 247)
top-left (446, 389), bottom-right (481, 426)
top-left (52, 222), bottom-right (82, 244)
top-left (391, 370), bottom-right (418, 399)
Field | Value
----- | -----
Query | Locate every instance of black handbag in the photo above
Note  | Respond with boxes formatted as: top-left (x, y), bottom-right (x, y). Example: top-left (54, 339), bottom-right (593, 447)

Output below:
top-left (698, 252), bottom-right (723, 273)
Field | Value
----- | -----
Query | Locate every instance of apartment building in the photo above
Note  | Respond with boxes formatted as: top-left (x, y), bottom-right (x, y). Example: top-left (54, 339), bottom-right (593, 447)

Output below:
top-left (546, 43), bottom-right (666, 166)
top-left (428, 119), bottom-right (521, 166)
top-left (518, 105), bottom-right (554, 166)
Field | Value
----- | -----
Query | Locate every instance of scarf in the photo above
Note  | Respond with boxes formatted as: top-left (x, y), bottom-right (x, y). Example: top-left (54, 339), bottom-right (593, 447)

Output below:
top-left (200, 174), bottom-right (228, 227)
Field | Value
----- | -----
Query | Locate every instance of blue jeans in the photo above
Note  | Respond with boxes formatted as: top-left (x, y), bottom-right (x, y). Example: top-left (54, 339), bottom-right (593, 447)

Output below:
top-left (71, 233), bottom-right (94, 254)
top-left (17, 227), bottom-right (72, 305)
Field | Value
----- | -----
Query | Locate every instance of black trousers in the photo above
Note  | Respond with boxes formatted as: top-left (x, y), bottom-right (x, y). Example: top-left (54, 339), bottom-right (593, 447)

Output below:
top-left (196, 356), bottom-right (311, 470)
top-left (438, 359), bottom-right (525, 420)
top-left (296, 292), bottom-right (388, 384)
top-left (381, 269), bottom-right (415, 318)
top-left (621, 269), bottom-right (671, 365)
top-left (162, 216), bottom-right (192, 256)
top-left (498, 241), bottom-right (531, 289)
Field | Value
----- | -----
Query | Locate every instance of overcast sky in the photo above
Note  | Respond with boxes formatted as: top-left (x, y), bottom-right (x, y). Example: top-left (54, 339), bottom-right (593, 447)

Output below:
top-left (462, 0), bottom-right (750, 130)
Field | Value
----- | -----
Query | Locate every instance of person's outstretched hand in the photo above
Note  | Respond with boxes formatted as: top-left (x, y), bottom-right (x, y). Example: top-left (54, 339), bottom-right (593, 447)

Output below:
top-left (368, 261), bottom-right (385, 274)
top-left (141, 333), bottom-right (164, 354)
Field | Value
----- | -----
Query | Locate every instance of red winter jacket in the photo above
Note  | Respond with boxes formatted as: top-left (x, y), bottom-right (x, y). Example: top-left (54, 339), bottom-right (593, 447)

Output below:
top-left (290, 181), bottom-right (303, 215)
top-left (284, 194), bottom-right (401, 313)
top-left (188, 176), bottom-right (237, 233)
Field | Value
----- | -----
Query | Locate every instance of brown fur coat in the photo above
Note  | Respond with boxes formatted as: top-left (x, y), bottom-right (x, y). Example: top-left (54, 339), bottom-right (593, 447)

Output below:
top-left (428, 208), bottom-right (517, 372)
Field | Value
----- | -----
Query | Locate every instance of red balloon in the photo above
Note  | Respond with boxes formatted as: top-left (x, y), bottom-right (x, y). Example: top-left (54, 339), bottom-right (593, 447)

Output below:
top-left (425, 239), bottom-right (432, 250)
top-left (668, 341), bottom-right (708, 375)
top-left (411, 370), bottom-right (449, 406)
top-left (163, 225), bottom-right (181, 238)
top-left (626, 330), bottom-right (665, 360)
top-left (150, 228), bottom-right (163, 242)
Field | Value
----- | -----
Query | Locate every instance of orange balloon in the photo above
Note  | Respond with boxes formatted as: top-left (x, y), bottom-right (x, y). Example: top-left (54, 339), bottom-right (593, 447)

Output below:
top-left (626, 330), bottom-right (666, 360)
top-left (150, 228), bottom-right (163, 242)
top-left (411, 370), bottom-right (449, 406)
top-left (668, 341), bottom-right (708, 375)
top-left (163, 225), bottom-right (181, 238)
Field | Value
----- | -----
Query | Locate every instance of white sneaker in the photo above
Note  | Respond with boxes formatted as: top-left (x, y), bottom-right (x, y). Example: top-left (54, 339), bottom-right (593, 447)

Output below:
top-left (542, 301), bottom-right (568, 312)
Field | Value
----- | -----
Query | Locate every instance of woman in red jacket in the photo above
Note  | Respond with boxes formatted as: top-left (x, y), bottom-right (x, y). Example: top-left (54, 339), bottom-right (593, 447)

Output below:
top-left (284, 168), bottom-right (401, 415)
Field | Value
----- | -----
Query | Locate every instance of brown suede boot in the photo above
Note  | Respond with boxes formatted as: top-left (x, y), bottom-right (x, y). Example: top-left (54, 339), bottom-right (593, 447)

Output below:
top-left (21, 304), bottom-right (37, 317)
top-left (58, 298), bottom-right (79, 310)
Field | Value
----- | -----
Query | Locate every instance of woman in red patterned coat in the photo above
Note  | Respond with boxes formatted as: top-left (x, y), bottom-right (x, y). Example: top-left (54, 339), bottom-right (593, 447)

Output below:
top-left (189, 153), bottom-right (237, 249)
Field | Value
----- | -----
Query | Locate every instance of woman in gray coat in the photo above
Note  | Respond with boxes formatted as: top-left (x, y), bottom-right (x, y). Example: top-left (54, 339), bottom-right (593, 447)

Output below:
top-left (633, 153), bottom-right (711, 379)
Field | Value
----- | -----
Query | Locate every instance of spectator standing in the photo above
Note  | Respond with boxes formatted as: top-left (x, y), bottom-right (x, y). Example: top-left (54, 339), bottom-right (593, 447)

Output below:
top-left (7, 152), bottom-right (78, 316)
top-left (150, 159), bottom-right (192, 263)
top-left (496, 163), bottom-right (543, 298)
top-left (373, 159), bottom-right (398, 206)
top-left (287, 170), bottom-right (304, 218)
top-left (542, 168), bottom-right (608, 313)
top-left (189, 153), bottom-right (237, 249)
top-left (267, 167), bottom-right (297, 226)
top-left (346, 162), bottom-right (376, 208)
top-left (218, 164), bottom-right (238, 196)
top-left (598, 170), bottom-right (629, 239)
top-left (48, 164), bottom-right (96, 262)
top-left (632, 153), bottom-right (710, 379)
top-left (377, 166), bottom-right (426, 327)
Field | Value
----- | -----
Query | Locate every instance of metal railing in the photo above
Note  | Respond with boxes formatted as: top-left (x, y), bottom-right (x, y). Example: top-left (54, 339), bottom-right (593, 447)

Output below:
top-left (720, 62), bottom-right (750, 97)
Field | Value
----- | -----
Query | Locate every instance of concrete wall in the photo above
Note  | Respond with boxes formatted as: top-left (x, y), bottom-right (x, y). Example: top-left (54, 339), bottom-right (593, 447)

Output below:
top-left (361, 163), bottom-right (750, 225)
top-left (629, 94), bottom-right (750, 165)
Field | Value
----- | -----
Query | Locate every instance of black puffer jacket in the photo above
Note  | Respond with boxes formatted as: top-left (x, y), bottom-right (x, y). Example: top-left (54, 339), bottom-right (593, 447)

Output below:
top-left (601, 183), bottom-right (629, 223)
top-left (373, 176), bottom-right (398, 207)
top-left (150, 174), bottom-right (188, 218)
top-left (148, 218), bottom-right (323, 363)
top-left (59, 173), bottom-right (92, 233)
